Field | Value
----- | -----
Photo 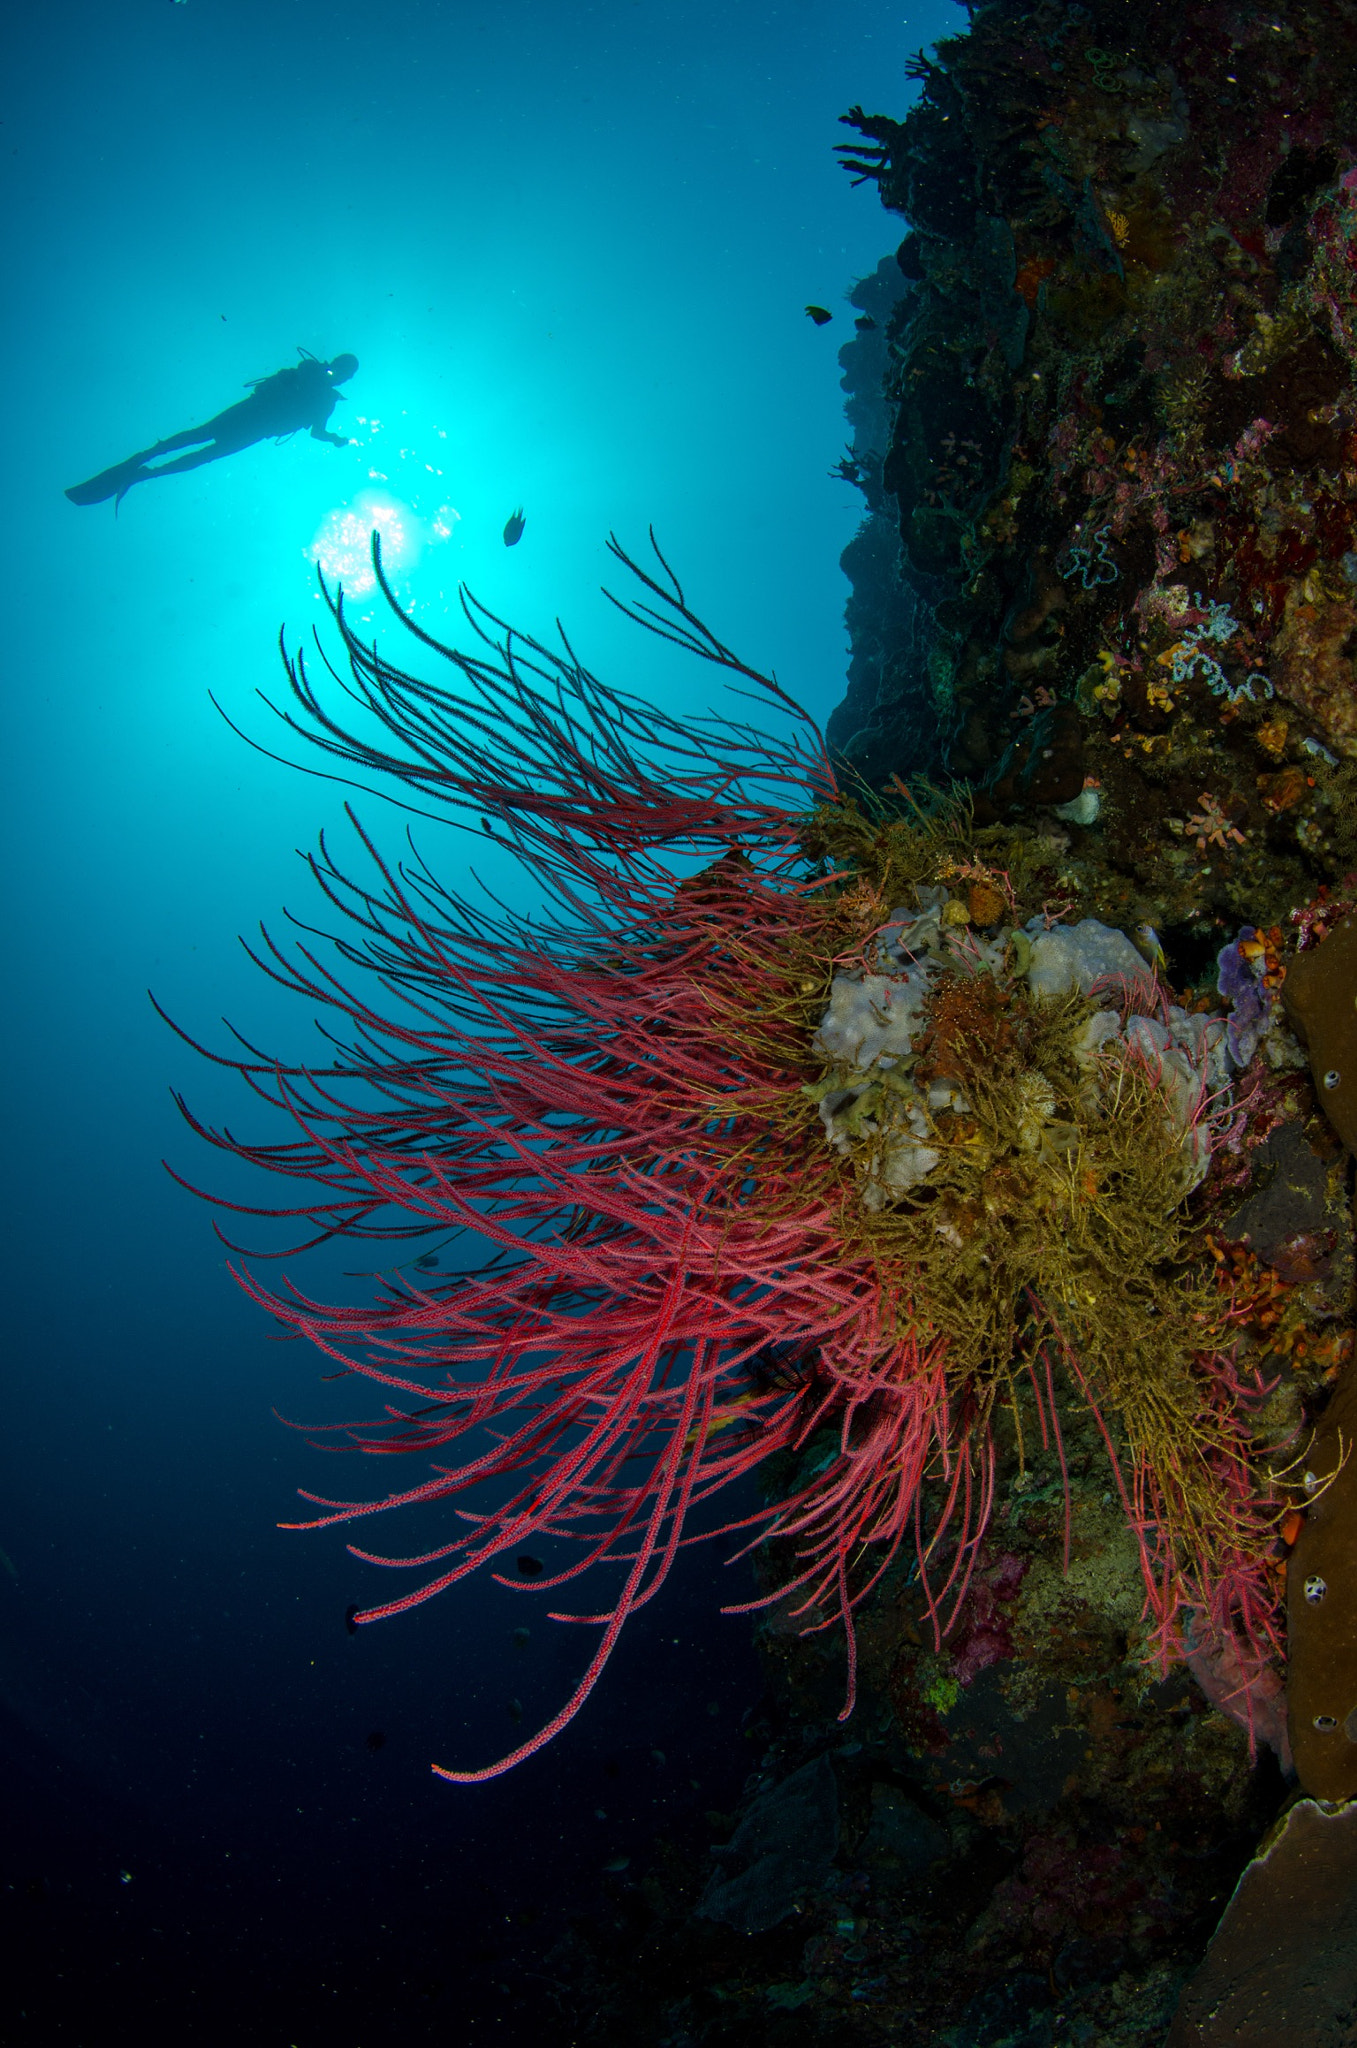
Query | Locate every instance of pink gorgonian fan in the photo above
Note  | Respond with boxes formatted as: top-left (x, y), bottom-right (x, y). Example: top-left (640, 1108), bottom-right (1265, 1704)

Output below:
top-left (164, 534), bottom-right (977, 1779)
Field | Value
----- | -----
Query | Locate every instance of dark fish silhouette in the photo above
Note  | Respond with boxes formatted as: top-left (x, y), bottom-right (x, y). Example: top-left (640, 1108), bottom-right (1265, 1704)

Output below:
top-left (804, 304), bottom-right (833, 326)
top-left (365, 1729), bottom-right (386, 1752)
top-left (515, 1553), bottom-right (544, 1578)
top-left (512, 1626), bottom-right (531, 1648)
top-left (413, 1252), bottom-right (440, 1271)
top-left (503, 507), bottom-right (526, 546)
top-left (344, 1603), bottom-right (362, 1636)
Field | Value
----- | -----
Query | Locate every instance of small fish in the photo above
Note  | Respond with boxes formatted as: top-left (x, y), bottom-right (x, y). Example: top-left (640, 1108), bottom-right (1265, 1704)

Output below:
top-left (413, 1252), bottom-right (440, 1271)
top-left (503, 507), bottom-right (525, 546)
top-left (508, 1697), bottom-right (524, 1723)
top-left (344, 1603), bottom-right (362, 1636)
top-left (1303, 736), bottom-right (1339, 766)
top-left (602, 1856), bottom-right (631, 1874)
top-left (804, 304), bottom-right (832, 326)
top-left (365, 1730), bottom-right (386, 1753)
top-left (512, 1626), bottom-right (531, 1649)
top-left (515, 1553), bottom-right (544, 1578)
top-left (1133, 922), bottom-right (1167, 974)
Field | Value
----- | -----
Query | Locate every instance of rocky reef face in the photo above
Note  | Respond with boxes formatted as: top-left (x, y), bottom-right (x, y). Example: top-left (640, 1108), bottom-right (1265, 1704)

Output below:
top-left (827, 256), bottom-right (923, 785)
top-left (545, 4), bottom-right (1357, 2042)
top-left (833, 0), bottom-right (1357, 957)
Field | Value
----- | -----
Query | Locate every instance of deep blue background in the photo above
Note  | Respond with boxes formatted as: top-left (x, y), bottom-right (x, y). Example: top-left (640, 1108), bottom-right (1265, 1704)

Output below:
top-left (1, 2), bottom-right (950, 2039)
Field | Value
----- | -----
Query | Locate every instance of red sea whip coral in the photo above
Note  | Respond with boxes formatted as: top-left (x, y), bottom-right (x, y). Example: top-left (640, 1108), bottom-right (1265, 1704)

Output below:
top-left (170, 537), bottom-right (958, 1779)
top-left (170, 537), bottom-right (1285, 1779)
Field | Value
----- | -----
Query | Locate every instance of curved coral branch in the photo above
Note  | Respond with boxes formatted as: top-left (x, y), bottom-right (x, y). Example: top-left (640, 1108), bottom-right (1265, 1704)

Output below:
top-left (173, 534), bottom-right (1288, 1780)
top-left (172, 540), bottom-right (964, 1778)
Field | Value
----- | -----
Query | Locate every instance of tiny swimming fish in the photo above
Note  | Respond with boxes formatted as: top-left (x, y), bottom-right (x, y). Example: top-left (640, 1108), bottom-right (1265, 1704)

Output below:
top-left (1302, 736), bottom-right (1339, 766)
top-left (804, 304), bottom-right (832, 326)
top-left (515, 1553), bottom-right (544, 1578)
top-left (503, 507), bottom-right (526, 546)
top-left (1134, 922), bottom-right (1167, 974)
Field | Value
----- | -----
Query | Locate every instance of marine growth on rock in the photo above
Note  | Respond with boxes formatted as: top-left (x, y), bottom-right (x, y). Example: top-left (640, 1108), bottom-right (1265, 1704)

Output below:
top-left (174, 538), bottom-right (1311, 1783)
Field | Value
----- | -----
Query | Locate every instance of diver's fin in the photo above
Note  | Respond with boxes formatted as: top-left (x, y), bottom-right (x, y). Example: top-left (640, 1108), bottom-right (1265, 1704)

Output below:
top-left (113, 465), bottom-right (151, 513)
top-left (65, 454), bottom-right (154, 507)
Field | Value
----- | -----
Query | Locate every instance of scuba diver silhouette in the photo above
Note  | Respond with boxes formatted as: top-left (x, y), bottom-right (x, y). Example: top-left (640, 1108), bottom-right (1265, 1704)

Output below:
top-left (65, 349), bottom-right (359, 509)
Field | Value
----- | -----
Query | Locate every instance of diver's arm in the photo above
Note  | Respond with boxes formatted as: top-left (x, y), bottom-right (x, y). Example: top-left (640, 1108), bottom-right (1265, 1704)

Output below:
top-left (310, 424), bottom-right (353, 446)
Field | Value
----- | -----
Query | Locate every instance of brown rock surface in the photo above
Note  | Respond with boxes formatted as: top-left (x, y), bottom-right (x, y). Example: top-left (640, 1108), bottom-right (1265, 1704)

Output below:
top-left (1282, 917), bottom-right (1357, 1154)
top-left (1288, 1365), bottom-right (1357, 1801)
top-left (1269, 586), bottom-right (1357, 761)
top-left (1166, 1798), bottom-right (1357, 2046)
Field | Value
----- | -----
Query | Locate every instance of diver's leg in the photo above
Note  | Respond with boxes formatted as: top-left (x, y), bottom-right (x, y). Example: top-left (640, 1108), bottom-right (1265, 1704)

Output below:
top-left (146, 396), bottom-right (255, 457)
top-left (138, 443), bottom-right (228, 478)
top-left (146, 398), bottom-right (259, 460)
top-left (144, 426), bottom-right (214, 458)
top-left (68, 401), bottom-right (257, 504)
top-left (68, 428), bottom-right (235, 507)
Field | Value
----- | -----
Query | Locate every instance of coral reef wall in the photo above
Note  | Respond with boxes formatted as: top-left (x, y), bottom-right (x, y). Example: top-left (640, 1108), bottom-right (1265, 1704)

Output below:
top-left (546, 5), bottom-right (1357, 2042)
top-left (827, 256), bottom-right (922, 782)
top-left (833, 0), bottom-right (1357, 958)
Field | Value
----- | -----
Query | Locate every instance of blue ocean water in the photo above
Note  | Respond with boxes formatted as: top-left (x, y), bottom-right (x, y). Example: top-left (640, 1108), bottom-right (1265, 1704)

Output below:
top-left (2, 3), bottom-right (949, 2039)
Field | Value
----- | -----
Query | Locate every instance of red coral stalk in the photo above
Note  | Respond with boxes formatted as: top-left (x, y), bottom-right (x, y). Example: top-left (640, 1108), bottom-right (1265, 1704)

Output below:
top-left (168, 533), bottom-right (1285, 1778)
top-left (166, 535), bottom-right (986, 1779)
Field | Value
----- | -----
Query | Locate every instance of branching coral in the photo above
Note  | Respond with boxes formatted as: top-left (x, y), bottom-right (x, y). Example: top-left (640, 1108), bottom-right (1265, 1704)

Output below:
top-left (801, 901), bottom-right (1284, 1684)
top-left (1186, 791), bottom-right (1248, 854)
top-left (172, 538), bottom-right (1292, 1778)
